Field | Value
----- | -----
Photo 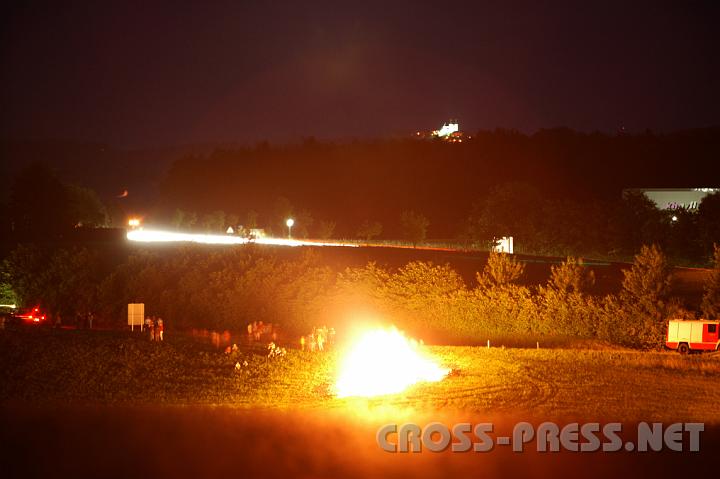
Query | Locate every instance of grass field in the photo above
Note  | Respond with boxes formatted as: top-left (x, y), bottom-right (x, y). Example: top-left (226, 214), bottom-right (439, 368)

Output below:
top-left (2, 328), bottom-right (719, 423)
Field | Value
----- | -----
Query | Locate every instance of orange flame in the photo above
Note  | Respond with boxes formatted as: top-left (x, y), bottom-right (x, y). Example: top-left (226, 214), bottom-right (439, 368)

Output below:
top-left (335, 327), bottom-right (449, 398)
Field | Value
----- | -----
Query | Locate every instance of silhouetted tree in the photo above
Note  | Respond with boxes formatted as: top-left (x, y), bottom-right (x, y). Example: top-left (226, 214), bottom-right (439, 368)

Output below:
top-left (245, 210), bottom-right (259, 229)
top-left (9, 163), bottom-right (73, 236)
top-left (226, 213), bottom-right (240, 230)
top-left (66, 184), bottom-right (108, 227)
top-left (8, 163), bottom-right (108, 237)
top-left (273, 196), bottom-right (294, 234)
top-left (171, 208), bottom-right (186, 230)
top-left (357, 220), bottom-right (382, 241)
top-left (467, 182), bottom-right (543, 250)
top-left (537, 200), bottom-right (608, 257)
top-left (400, 211), bottom-right (429, 247)
top-left (622, 244), bottom-right (672, 310)
top-left (4, 244), bottom-right (53, 307)
top-left (201, 210), bottom-right (226, 232)
top-left (609, 191), bottom-right (666, 256)
top-left (701, 244), bottom-right (720, 319)
top-left (0, 266), bottom-right (17, 307)
top-left (293, 209), bottom-right (314, 238)
top-left (698, 192), bottom-right (720, 254)
top-left (316, 220), bottom-right (336, 239)
top-left (185, 212), bottom-right (198, 229)
top-left (665, 208), bottom-right (703, 263)
top-left (43, 248), bottom-right (105, 321)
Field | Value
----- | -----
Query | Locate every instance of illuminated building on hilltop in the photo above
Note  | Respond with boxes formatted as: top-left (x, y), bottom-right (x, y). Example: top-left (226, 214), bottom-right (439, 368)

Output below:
top-left (415, 119), bottom-right (468, 143)
top-left (434, 120), bottom-right (459, 137)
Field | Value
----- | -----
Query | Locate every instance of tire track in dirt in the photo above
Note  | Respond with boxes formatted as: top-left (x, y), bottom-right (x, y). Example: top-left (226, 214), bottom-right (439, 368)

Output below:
top-left (515, 364), bottom-right (558, 413)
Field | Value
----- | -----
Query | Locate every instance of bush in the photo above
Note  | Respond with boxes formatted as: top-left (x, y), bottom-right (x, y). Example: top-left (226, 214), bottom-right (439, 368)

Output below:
top-left (548, 257), bottom-right (595, 294)
top-left (537, 288), bottom-right (598, 338)
top-left (477, 251), bottom-right (525, 288)
top-left (615, 244), bottom-right (673, 348)
top-left (701, 244), bottom-right (720, 319)
top-left (531, 257), bottom-right (599, 339)
top-left (2, 242), bottom-right (693, 349)
top-left (621, 244), bottom-right (672, 310)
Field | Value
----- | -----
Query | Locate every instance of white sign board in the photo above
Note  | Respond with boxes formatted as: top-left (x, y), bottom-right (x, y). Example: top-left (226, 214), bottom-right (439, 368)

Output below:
top-left (492, 236), bottom-right (514, 254)
top-left (128, 303), bottom-right (145, 331)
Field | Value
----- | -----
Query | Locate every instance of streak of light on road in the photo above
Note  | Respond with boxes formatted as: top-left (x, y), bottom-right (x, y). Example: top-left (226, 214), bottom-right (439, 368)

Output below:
top-left (124, 229), bottom-right (622, 265)
top-left (126, 229), bottom-right (360, 248)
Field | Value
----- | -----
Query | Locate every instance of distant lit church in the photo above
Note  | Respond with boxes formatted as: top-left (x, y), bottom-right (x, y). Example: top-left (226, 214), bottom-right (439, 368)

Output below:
top-left (415, 119), bottom-right (468, 143)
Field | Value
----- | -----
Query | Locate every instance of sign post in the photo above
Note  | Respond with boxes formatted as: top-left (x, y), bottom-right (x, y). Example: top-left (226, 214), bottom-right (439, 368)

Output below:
top-left (128, 303), bottom-right (145, 331)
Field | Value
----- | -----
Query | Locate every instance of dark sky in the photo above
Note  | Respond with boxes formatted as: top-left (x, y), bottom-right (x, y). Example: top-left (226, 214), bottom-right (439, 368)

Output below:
top-left (1, 0), bottom-right (718, 148)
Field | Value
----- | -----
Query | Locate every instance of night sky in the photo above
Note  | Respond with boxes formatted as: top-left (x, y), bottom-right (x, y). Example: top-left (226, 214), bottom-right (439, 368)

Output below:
top-left (1, 0), bottom-right (718, 148)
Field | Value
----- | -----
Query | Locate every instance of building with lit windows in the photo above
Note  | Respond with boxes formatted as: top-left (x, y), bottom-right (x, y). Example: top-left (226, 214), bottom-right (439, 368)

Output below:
top-left (626, 188), bottom-right (719, 211)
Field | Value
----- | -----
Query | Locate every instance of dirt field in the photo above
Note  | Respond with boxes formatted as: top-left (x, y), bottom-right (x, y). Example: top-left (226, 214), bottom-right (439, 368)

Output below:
top-left (2, 329), bottom-right (719, 421)
top-left (1, 329), bottom-right (718, 478)
top-left (342, 347), bottom-right (720, 423)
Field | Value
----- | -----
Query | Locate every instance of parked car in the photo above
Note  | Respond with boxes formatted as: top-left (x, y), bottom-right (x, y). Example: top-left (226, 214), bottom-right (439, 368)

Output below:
top-left (12, 306), bottom-right (48, 325)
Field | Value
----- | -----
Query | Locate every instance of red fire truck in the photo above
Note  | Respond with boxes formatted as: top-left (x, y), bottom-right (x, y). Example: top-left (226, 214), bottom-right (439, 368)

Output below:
top-left (666, 319), bottom-right (720, 354)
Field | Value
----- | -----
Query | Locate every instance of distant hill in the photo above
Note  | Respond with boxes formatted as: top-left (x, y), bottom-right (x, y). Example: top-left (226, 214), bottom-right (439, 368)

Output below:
top-left (156, 128), bottom-right (720, 236)
top-left (3, 128), bottom-right (718, 238)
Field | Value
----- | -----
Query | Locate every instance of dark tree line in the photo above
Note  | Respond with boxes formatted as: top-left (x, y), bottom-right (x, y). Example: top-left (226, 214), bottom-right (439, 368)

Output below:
top-left (155, 128), bottom-right (719, 239)
top-left (148, 129), bottom-right (720, 263)
top-left (466, 184), bottom-right (720, 263)
top-left (2, 162), bottom-right (109, 242)
top-left (2, 156), bottom-right (719, 265)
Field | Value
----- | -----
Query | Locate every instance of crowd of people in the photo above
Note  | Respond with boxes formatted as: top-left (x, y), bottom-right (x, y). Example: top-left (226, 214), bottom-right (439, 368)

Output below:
top-left (246, 321), bottom-right (278, 342)
top-left (299, 326), bottom-right (335, 352)
top-left (267, 341), bottom-right (287, 358)
top-left (190, 323), bottom-right (337, 359)
top-left (190, 328), bottom-right (237, 349)
top-left (144, 316), bottom-right (164, 341)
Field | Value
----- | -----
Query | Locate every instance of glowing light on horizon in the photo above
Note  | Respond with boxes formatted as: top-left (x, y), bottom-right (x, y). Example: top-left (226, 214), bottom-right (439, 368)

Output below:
top-left (335, 327), bottom-right (449, 398)
top-left (126, 229), bottom-right (359, 248)
top-left (127, 229), bottom-right (249, 244)
top-left (433, 120), bottom-right (459, 137)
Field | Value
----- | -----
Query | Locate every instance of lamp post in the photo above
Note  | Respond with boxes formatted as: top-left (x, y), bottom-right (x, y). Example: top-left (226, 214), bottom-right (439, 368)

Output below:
top-left (286, 218), bottom-right (294, 238)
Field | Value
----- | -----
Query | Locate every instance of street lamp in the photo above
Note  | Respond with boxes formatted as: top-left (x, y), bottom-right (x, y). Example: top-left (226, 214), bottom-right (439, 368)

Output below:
top-left (286, 218), bottom-right (294, 238)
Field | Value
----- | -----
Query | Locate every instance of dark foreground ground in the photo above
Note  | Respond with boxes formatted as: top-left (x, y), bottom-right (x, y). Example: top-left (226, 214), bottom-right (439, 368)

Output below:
top-left (1, 407), bottom-right (718, 478)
